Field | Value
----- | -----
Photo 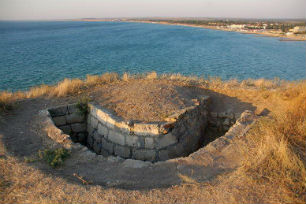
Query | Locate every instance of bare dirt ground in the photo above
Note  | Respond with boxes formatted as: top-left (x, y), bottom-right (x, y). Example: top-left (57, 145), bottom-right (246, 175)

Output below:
top-left (0, 96), bottom-right (255, 203)
top-left (2, 77), bottom-right (303, 204)
top-left (88, 78), bottom-right (255, 122)
top-left (91, 79), bottom-right (206, 121)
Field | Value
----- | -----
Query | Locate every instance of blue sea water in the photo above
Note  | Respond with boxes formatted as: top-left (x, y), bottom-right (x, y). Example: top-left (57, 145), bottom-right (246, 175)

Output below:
top-left (0, 21), bottom-right (305, 91)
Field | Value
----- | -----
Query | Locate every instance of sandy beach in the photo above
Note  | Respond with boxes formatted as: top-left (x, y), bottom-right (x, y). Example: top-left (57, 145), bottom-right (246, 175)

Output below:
top-left (125, 20), bottom-right (306, 41)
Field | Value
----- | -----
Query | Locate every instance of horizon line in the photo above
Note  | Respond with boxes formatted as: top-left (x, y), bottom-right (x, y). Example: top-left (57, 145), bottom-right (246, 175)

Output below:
top-left (1, 16), bottom-right (306, 22)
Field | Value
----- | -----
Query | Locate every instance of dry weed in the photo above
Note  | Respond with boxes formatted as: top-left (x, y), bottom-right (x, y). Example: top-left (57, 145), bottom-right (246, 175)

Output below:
top-left (85, 75), bottom-right (101, 86)
top-left (122, 72), bottom-right (130, 82)
top-left (50, 78), bottom-right (84, 97)
top-left (27, 84), bottom-right (52, 98)
top-left (0, 91), bottom-right (14, 111)
top-left (100, 72), bottom-right (119, 83)
top-left (240, 81), bottom-right (306, 204)
top-left (146, 71), bottom-right (158, 79)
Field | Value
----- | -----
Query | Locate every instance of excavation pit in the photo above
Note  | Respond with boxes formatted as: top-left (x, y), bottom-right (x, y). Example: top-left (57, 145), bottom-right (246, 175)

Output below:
top-left (47, 96), bottom-right (242, 162)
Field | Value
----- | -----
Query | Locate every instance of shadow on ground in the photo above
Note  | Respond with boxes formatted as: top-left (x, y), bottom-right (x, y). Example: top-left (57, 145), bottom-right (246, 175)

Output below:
top-left (0, 88), bottom-right (257, 190)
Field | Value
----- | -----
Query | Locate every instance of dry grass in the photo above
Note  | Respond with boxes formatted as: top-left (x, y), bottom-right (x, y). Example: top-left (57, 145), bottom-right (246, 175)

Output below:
top-left (0, 72), bottom-right (286, 113)
top-left (85, 74), bottom-right (101, 86)
top-left (146, 71), bottom-right (158, 79)
top-left (0, 72), bottom-right (121, 110)
top-left (122, 72), bottom-right (130, 82)
top-left (51, 78), bottom-right (84, 97)
top-left (100, 72), bottom-right (119, 83)
top-left (85, 72), bottom-right (119, 85)
top-left (0, 91), bottom-right (14, 111)
top-left (0, 73), bottom-right (305, 203)
top-left (239, 83), bottom-right (306, 203)
top-left (27, 84), bottom-right (52, 98)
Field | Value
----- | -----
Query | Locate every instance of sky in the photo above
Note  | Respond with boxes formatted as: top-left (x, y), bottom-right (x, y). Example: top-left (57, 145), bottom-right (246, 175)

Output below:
top-left (0, 0), bottom-right (305, 20)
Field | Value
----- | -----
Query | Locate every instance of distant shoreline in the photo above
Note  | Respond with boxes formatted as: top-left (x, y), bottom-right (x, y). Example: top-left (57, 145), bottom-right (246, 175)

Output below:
top-left (127, 20), bottom-right (306, 41)
top-left (76, 19), bottom-right (306, 41)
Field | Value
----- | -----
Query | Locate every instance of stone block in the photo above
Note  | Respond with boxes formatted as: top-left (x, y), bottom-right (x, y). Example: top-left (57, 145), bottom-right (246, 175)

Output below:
top-left (52, 116), bottom-right (66, 126)
top-left (133, 123), bottom-right (160, 136)
top-left (126, 135), bottom-right (144, 148)
top-left (229, 113), bottom-right (235, 120)
top-left (210, 137), bottom-right (230, 150)
top-left (132, 149), bottom-right (156, 161)
top-left (88, 103), bottom-right (98, 118)
top-left (96, 108), bottom-right (115, 128)
top-left (115, 121), bottom-right (130, 133)
top-left (48, 106), bottom-right (67, 117)
top-left (90, 116), bottom-right (99, 129)
top-left (71, 123), bottom-right (86, 133)
top-left (107, 156), bottom-right (124, 163)
top-left (156, 133), bottom-right (178, 149)
top-left (66, 113), bottom-right (85, 124)
top-left (87, 124), bottom-right (94, 135)
top-left (87, 115), bottom-right (91, 125)
top-left (167, 143), bottom-right (186, 158)
top-left (93, 140), bottom-right (102, 154)
top-left (87, 135), bottom-right (94, 147)
top-left (114, 145), bottom-right (131, 158)
top-left (234, 113), bottom-right (241, 120)
top-left (180, 135), bottom-right (198, 154)
top-left (210, 112), bottom-right (218, 118)
top-left (70, 132), bottom-right (78, 142)
top-left (159, 122), bottom-right (175, 134)
top-left (100, 148), bottom-right (109, 157)
top-left (104, 115), bottom-right (116, 129)
top-left (77, 132), bottom-right (87, 143)
top-left (238, 110), bottom-right (255, 125)
top-left (223, 118), bottom-right (230, 126)
top-left (97, 123), bottom-right (108, 137)
top-left (67, 104), bottom-right (78, 114)
top-left (145, 137), bottom-right (155, 149)
top-left (58, 125), bottom-right (71, 134)
top-left (158, 150), bottom-right (169, 161)
top-left (93, 131), bottom-right (102, 143)
top-left (218, 112), bottom-right (227, 118)
top-left (108, 129), bottom-right (126, 146)
top-left (102, 137), bottom-right (114, 154)
top-left (95, 108), bottom-right (107, 121)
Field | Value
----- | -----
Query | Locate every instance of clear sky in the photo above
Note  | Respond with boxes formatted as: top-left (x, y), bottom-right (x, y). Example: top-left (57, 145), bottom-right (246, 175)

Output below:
top-left (0, 0), bottom-right (305, 20)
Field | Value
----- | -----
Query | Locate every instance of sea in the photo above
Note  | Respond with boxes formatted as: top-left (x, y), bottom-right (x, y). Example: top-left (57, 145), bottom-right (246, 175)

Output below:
top-left (0, 21), bottom-right (305, 91)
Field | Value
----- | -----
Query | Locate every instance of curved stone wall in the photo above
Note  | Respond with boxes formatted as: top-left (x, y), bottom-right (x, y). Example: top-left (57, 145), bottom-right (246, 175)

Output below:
top-left (208, 111), bottom-right (241, 132)
top-left (48, 104), bottom-right (87, 144)
top-left (86, 96), bottom-right (210, 161)
top-left (44, 100), bottom-right (255, 163)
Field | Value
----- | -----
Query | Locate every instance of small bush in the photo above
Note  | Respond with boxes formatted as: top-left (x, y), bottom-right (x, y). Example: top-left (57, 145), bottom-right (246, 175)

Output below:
top-left (146, 71), bottom-right (157, 79)
top-left (85, 75), bottom-right (101, 86)
top-left (100, 72), bottom-right (119, 83)
top-left (76, 97), bottom-right (89, 116)
top-left (38, 148), bottom-right (70, 168)
top-left (0, 91), bottom-right (14, 112)
top-left (122, 72), bottom-right (129, 82)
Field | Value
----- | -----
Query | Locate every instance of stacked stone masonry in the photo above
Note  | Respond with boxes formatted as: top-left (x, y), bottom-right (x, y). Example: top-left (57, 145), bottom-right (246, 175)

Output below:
top-left (47, 97), bottom-right (243, 162)
top-left (86, 96), bottom-right (210, 161)
top-left (208, 111), bottom-right (240, 132)
top-left (48, 104), bottom-right (87, 144)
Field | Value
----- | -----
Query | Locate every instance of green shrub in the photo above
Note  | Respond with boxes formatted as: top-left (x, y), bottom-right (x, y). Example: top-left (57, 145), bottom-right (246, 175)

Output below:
top-left (38, 148), bottom-right (70, 168)
top-left (76, 98), bottom-right (89, 116)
